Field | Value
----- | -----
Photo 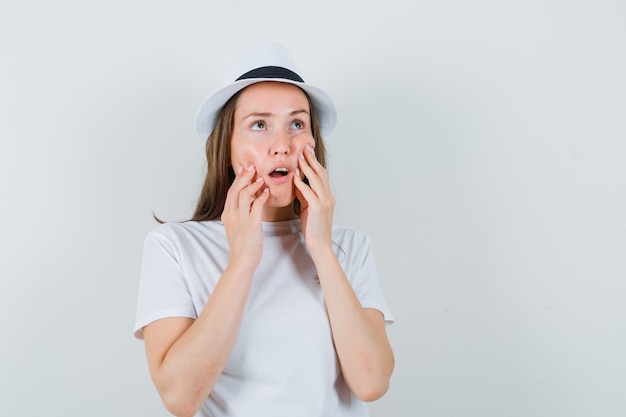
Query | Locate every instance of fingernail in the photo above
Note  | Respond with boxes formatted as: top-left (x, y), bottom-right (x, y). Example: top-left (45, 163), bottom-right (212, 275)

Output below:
top-left (237, 166), bottom-right (244, 174)
top-left (247, 164), bottom-right (254, 172)
top-left (305, 144), bottom-right (314, 153)
top-left (263, 187), bottom-right (269, 193)
top-left (256, 177), bottom-right (264, 182)
top-left (299, 152), bottom-right (304, 160)
top-left (296, 168), bottom-right (301, 177)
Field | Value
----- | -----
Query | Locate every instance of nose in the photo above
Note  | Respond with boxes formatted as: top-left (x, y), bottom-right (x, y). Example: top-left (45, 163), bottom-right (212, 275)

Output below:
top-left (270, 131), bottom-right (291, 156)
top-left (273, 146), bottom-right (289, 155)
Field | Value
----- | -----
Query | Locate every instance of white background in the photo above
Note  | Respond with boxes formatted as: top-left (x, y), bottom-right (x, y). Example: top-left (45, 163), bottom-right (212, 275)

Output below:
top-left (2, 0), bottom-right (625, 416)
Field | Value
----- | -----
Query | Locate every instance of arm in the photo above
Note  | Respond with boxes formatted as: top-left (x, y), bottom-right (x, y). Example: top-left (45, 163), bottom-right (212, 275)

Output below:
top-left (312, 248), bottom-right (394, 401)
top-left (142, 165), bottom-right (269, 417)
top-left (294, 146), bottom-right (394, 401)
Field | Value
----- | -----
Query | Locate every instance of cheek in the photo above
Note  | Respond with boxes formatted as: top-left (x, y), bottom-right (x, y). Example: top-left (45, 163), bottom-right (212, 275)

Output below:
top-left (230, 141), bottom-right (263, 166)
top-left (293, 134), bottom-right (315, 152)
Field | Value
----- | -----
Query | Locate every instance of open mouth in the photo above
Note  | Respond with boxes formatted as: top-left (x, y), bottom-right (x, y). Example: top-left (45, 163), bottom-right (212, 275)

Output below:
top-left (269, 167), bottom-right (289, 178)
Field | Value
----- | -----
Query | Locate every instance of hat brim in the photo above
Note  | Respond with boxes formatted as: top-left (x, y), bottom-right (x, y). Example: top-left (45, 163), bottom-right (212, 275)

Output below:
top-left (195, 78), bottom-right (337, 142)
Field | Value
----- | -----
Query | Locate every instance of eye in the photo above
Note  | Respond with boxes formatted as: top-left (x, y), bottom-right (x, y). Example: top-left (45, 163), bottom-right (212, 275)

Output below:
top-left (251, 121), bottom-right (266, 131)
top-left (291, 120), bottom-right (304, 130)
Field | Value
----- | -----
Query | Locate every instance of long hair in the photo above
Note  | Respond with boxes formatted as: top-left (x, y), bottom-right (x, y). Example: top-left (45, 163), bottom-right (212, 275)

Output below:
top-left (188, 85), bottom-right (327, 222)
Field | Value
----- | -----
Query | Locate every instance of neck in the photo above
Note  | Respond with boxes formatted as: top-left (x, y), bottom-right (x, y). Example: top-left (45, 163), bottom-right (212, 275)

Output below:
top-left (262, 205), bottom-right (298, 222)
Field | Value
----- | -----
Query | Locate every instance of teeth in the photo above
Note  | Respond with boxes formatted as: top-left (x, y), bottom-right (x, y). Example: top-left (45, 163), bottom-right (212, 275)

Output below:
top-left (271, 167), bottom-right (289, 177)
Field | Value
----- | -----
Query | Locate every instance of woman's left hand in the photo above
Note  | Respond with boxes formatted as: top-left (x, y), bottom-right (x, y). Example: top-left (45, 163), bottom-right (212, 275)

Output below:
top-left (294, 144), bottom-right (335, 254)
top-left (295, 145), bottom-right (394, 401)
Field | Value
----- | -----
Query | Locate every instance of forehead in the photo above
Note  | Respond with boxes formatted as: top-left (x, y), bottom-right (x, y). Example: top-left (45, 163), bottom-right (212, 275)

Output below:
top-left (235, 82), bottom-right (310, 114)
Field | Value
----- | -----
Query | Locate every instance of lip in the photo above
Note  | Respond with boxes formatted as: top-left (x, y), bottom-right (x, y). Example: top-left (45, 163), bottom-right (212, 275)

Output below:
top-left (266, 162), bottom-right (295, 184)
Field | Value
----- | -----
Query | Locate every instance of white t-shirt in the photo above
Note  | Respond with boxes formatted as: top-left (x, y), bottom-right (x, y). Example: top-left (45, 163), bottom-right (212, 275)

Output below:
top-left (134, 219), bottom-right (393, 417)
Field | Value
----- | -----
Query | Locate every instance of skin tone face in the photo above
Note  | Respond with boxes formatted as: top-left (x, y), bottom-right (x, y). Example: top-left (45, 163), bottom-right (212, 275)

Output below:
top-left (230, 81), bottom-right (315, 221)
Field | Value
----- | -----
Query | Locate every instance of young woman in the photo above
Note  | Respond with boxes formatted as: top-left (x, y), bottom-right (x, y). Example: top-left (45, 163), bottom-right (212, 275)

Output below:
top-left (134, 43), bottom-right (394, 417)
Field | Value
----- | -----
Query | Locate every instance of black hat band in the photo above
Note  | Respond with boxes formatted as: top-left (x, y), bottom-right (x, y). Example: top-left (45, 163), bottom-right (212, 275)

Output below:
top-left (236, 66), bottom-right (304, 83)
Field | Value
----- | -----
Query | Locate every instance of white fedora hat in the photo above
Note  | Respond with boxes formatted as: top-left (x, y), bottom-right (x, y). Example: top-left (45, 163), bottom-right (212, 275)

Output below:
top-left (195, 42), bottom-right (337, 142)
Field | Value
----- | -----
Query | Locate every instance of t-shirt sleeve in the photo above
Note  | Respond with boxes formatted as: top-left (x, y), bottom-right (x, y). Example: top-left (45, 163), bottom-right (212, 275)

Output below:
top-left (133, 228), bottom-right (197, 339)
top-left (349, 234), bottom-right (395, 325)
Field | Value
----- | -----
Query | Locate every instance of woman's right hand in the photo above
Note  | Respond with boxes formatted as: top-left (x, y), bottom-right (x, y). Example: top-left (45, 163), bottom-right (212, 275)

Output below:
top-left (221, 164), bottom-right (269, 271)
top-left (144, 165), bottom-right (270, 417)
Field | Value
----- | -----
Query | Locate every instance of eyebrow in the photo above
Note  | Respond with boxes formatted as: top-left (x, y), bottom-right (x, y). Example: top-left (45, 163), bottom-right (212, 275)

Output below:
top-left (243, 109), bottom-right (310, 119)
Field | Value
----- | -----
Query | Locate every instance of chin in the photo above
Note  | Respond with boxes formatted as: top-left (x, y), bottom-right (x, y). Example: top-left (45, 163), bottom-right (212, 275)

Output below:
top-left (266, 189), bottom-right (296, 208)
top-left (267, 196), bottom-right (295, 209)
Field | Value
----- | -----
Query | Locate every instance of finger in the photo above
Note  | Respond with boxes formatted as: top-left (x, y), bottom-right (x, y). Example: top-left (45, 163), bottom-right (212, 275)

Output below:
top-left (294, 169), bottom-right (317, 204)
top-left (293, 176), bottom-right (309, 209)
top-left (238, 177), bottom-right (265, 213)
top-left (302, 145), bottom-right (328, 179)
top-left (250, 187), bottom-right (270, 219)
top-left (225, 165), bottom-right (256, 211)
top-left (297, 153), bottom-right (328, 196)
top-left (294, 178), bottom-right (308, 206)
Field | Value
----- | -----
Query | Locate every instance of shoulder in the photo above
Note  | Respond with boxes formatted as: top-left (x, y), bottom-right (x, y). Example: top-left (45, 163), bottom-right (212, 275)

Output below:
top-left (141, 221), bottom-right (229, 266)
top-left (144, 221), bottom-right (226, 249)
top-left (331, 225), bottom-right (372, 247)
top-left (147, 220), bottom-right (224, 239)
top-left (331, 225), bottom-right (375, 262)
